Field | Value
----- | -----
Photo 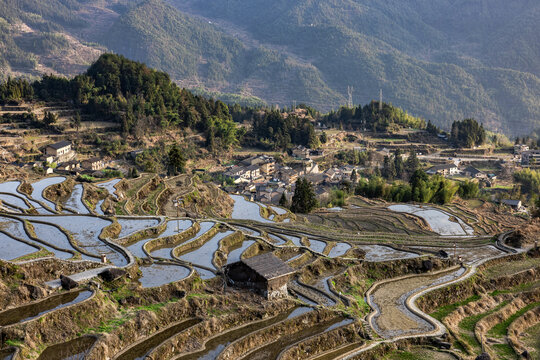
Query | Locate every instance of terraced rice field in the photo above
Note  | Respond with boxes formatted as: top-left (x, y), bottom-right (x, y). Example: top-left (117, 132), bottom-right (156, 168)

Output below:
top-left (0, 176), bottom-right (526, 359)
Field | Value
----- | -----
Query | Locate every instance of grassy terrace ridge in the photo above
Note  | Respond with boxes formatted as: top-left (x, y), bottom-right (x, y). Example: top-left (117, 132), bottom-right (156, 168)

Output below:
top-left (488, 300), bottom-right (540, 338)
top-left (429, 294), bottom-right (481, 321)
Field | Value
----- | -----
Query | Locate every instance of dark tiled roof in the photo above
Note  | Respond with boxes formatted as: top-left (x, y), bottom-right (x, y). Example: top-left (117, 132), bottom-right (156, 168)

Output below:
top-left (47, 140), bottom-right (71, 150)
top-left (241, 253), bottom-right (295, 280)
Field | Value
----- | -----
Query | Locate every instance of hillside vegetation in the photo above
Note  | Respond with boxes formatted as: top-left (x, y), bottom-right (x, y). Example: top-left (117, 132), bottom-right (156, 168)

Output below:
top-left (1, 0), bottom-right (540, 136)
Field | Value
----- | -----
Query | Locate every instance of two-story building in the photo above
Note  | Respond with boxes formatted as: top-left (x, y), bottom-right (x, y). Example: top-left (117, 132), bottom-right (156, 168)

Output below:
top-left (45, 140), bottom-right (75, 163)
top-left (82, 157), bottom-right (106, 171)
top-left (426, 163), bottom-right (459, 176)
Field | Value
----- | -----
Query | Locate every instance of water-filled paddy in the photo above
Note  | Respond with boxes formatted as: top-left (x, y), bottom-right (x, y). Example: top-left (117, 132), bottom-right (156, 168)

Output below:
top-left (25, 215), bottom-right (127, 266)
top-left (179, 230), bottom-right (234, 269)
top-left (0, 217), bottom-right (72, 260)
top-left (138, 264), bottom-right (191, 288)
top-left (389, 204), bottom-right (474, 236)
top-left (96, 178), bottom-right (121, 199)
top-left (0, 180), bottom-right (21, 194)
top-left (0, 193), bottom-right (29, 209)
top-left (308, 239), bottom-right (326, 253)
top-left (31, 177), bottom-right (65, 211)
top-left (327, 243), bottom-right (351, 258)
top-left (117, 217), bottom-right (160, 239)
top-left (226, 240), bottom-right (255, 264)
top-left (0, 232), bottom-right (39, 260)
top-left (0, 290), bottom-right (92, 326)
top-left (230, 195), bottom-right (271, 223)
top-left (37, 335), bottom-right (96, 360)
top-left (95, 199), bottom-right (105, 215)
top-left (63, 184), bottom-right (89, 214)
top-left (359, 244), bottom-right (418, 262)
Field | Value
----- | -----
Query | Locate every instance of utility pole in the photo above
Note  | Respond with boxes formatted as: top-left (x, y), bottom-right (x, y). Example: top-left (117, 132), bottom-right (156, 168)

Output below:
top-left (347, 86), bottom-right (354, 108)
top-left (379, 89), bottom-right (383, 111)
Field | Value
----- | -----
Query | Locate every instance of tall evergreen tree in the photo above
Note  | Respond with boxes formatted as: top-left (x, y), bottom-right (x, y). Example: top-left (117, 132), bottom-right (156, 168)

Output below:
top-left (394, 149), bottom-right (404, 179)
top-left (291, 178), bottom-right (318, 213)
top-left (382, 155), bottom-right (396, 180)
top-left (405, 150), bottom-right (420, 177)
top-left (167, 144), bottom-right (186, 175)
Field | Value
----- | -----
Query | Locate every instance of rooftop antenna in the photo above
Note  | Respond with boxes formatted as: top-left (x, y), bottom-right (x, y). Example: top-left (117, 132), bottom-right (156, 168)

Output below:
top-left (347, 86), bottom-right (354, 108)
top-left (293, 100), bottom-right (296, 110)
top-left (379, 89), bottom-right (383, 111)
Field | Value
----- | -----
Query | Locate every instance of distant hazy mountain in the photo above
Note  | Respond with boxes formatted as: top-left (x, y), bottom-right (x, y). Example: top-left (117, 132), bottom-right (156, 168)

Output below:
top-left (1, 0), bottom-right (539, 136)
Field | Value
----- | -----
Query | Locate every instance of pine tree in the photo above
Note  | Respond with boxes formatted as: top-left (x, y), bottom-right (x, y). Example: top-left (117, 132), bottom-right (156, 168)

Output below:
top-left (168, 144), bottom-right (186, 175)
top-left (405, 150), bottom-right (420, 177)
top-left (279, 192), bottom-right (288, 207)
top-left (350, 169), bottom-right (358, 183)
top-left (382, 156), bottom-right (396, 180)
top-left (291, 178), bottom-right (318, 213)
top-left (394, 149), bottom-right (404, 179)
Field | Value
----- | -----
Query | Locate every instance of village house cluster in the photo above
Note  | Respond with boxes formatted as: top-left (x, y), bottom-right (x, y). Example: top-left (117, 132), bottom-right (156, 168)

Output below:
top-left (221, 147), bottom-right (361, 204)
top-left (38, 140), bottom-right (109, 175)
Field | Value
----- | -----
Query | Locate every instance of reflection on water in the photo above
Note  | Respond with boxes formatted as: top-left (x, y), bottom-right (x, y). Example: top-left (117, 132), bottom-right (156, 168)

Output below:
top-left (0, 290), bottom-right (92, 326)
top-left (115, 318), bottom-right (201, 360)
top-left (327, 243), bottom-right (351, 258)
top-left (63, 184), bottom-right (89, 214)
top-left (389, 204), bottom-right (474, 236)
top-left (31, 177), bottom-right (65, 211)
top-left (37, 336), bottom-right (96, 360)
top-left (230, 195), bottom-right (271, 223)
top-left (117, 218), bottom-right (160, 239)
top-left (138, 264), bottom-right (191, 288)
top-left (0, 232), bottom-right (39, 260)
top-left (358, 244), bottom-right (418, 262)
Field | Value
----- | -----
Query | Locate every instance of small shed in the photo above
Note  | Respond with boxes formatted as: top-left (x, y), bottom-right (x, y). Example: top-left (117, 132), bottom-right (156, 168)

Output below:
top-left (224, 253), bottom-right (295, 299)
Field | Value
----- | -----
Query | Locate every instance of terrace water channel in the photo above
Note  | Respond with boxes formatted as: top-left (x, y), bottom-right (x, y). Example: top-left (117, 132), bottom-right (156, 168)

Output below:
top-left (114, 318), bottom-right (201, 360)
top-left (369, 267), bottom-right (467, 338)
top-left (169, 307), bottom-right (311, 360)
top-left (36, 335), bottom-right (96, 360)
top-left (0, 289), bottom-right (92, 326)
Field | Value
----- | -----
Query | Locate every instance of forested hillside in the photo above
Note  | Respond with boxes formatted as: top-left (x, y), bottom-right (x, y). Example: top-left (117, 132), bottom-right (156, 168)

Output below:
top-left (170, 0), bottom-right (540, 136)
top-left (1, 0), bottom-right (540, 136)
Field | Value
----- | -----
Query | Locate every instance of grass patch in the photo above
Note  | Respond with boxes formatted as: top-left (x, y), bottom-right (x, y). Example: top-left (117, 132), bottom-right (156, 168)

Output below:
top-left (5, 339), bottom-right (24, 347)
top-left (430, 294), bottom-right (481, 321)
top-left (13, 248), bottom-right (52, 261)
top-left (492, 343), bottom-right (516, 359)
top-left (186, 292), bottom-right (210, 300)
